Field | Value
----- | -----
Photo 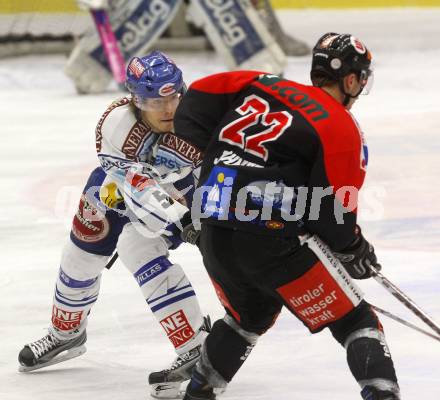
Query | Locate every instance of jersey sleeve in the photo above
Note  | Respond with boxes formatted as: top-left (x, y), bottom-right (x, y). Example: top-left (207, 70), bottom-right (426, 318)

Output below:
top-left (152, 133), bottom-right (205, 208)
top-left (95, 100), bottom-right (195, 230)
top-left (303, 113), bottom-right (366, 251)
top-left (174, 71), bottom-right (265, 151)
top-left (95, 97), bottom-right (154, 186)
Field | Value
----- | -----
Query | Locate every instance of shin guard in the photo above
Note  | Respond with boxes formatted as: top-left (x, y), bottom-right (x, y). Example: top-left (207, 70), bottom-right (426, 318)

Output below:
top-left (198, 316), bottom-right (259, 387)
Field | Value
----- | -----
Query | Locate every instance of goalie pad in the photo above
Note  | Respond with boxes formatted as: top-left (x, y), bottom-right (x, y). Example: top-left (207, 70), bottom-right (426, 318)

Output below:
top-left (251, 0), bottom-right (310, 56)
top-left (187, 0), bottom-right (286, 74)
top-left (65, 0), bottom-right (182, 93)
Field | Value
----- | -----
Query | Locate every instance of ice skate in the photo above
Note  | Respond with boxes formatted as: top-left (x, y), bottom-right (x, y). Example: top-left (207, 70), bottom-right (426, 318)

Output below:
top-left (361, 385), bottom-right (400, 400)
top-left (149, 316), bottom-right (211, 399)
top-left (183, 370), bottom-right (216, 400)
top-left (149, 344), bottom-right (202, 399)
top-left (18, 330), bottom-right (87, 372)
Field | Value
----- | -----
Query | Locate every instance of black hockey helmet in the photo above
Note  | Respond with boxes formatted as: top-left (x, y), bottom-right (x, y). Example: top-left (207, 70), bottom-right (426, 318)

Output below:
top-left (311, 33), bottom-right (373, 99)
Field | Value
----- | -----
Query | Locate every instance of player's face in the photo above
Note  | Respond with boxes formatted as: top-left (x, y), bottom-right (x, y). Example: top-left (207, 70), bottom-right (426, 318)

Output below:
top-left (344, 70), bottom-right (373, 109)
top-left (139, 93), bottom-right (181, 133)
top-left (344, 73), bottom-right (364, 109)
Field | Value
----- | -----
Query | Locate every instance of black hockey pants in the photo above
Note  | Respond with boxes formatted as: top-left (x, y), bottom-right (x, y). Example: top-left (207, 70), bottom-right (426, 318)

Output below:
top-left (198, 224), bottom-right (399, 397)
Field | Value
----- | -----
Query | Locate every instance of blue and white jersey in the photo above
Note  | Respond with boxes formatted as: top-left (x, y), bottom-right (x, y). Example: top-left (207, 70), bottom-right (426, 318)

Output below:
top-left (96, 96), bottom-right (157, 184)
top-left (94, 96), bottom-right (202, 217)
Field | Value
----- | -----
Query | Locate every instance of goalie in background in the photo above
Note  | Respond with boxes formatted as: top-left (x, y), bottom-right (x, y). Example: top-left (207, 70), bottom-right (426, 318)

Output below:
top-left (251, 0), bottom-right (310, 56)
top-left (66, 0), bottom-right (309, 94)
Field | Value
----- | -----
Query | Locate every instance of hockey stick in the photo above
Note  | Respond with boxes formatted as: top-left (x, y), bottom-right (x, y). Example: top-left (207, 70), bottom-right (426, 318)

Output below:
top-left (369, 264), bottom-right (440, 337)
top-left (91, 9), bottom-right (126, 87)
top-left (105, 251), bottom-right (119, 270)
top-left (371, 304), bottom-right (440, 342)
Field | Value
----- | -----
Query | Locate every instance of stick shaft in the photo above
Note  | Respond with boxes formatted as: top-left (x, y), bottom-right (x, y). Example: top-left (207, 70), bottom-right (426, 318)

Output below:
top-left (370, 265), bottom-right (440, 336)
top-left (92, 9), bottom-right (125, 84)
top-left (371, 304), bottom-right (440, 342)
top-left (105, 252), bottom-right (118, 270)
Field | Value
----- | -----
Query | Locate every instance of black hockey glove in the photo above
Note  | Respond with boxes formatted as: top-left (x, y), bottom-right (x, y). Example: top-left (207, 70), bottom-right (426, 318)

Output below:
top-left (333, 227), bottom-right (381, 279)
top-left (179, 211), bottom-right (201, 246)
top-left (181, 223), bottom-right (200, 246)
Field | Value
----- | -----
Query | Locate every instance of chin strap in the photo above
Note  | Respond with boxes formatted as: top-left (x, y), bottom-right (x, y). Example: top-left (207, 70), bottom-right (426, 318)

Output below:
top-left (338, 78), bottom-right (365, 106)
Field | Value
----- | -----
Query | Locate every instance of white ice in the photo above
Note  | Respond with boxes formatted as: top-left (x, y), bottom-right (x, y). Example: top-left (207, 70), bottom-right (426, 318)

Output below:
top-left (1, 8), bottom-right (439, 400)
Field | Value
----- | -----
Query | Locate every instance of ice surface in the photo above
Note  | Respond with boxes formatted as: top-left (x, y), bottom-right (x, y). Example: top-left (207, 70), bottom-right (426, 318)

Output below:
top-left (1, 8), bottom-right (439, 400)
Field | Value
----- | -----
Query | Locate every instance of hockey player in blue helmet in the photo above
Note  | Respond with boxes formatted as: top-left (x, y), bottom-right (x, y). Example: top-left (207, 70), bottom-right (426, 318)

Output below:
top-left (18, 51), bottom-right (209, 399)
top-left (126, 51), bottom-right (186, 132)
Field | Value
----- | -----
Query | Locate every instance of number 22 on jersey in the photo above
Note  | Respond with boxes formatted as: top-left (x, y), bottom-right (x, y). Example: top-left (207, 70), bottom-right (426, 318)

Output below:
top-left (219, 94), bottom-right (293, 161)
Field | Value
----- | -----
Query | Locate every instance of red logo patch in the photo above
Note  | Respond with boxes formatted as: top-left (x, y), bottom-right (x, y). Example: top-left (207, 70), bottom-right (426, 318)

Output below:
top-left (350, 36), bottom-right (367, 54)
top-left (158, 83), bottom-right (176, 97)
top-left (128, 57), bottom-right (145, 79)
top-left (277, 261), bottom-right (356, 331)
top-left (71, 195), bottom-right (110, 243)
top-left (52, 306), bottom-right (83, 331)
top-left (160, 310), bottom-right (195, 349)
top-left (210, 278), bottom-right (241, 322)
top-left (126, 170), bottom-right (157, 192)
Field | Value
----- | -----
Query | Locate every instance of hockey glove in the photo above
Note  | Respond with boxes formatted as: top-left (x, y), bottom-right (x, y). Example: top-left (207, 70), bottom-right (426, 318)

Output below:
top-left (161, 212), bottom-right (199, 249)
top-left (181, 223), bottom-right (200, 246)
top-left (333, 226), bottom-right (381, 279)
top-left (179, 212), bottom-right (201, 246)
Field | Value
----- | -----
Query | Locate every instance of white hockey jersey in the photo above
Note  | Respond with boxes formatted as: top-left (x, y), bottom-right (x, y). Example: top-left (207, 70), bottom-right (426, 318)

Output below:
top-left (95, 96), bottom-right (202, 230)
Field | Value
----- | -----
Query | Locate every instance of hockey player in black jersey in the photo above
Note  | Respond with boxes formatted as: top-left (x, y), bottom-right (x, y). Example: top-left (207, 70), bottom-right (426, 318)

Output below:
top-left (174, 33), bottom-right (400, 400)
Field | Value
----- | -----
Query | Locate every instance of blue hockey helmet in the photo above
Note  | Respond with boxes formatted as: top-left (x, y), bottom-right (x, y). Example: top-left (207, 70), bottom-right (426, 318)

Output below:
top-left (125, 51), bottom-right (184, 110)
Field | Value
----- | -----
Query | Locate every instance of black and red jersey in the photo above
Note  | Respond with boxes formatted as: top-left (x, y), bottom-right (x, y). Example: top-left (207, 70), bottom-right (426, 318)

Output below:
top-left (174, 71), bottom-right (368, 251)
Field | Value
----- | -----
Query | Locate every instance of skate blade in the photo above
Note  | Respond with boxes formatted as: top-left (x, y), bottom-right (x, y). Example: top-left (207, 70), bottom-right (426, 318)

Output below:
top-left (18, 345), bottom-right (87, 372)
top-left (150, 382), bottom-right (185, 399)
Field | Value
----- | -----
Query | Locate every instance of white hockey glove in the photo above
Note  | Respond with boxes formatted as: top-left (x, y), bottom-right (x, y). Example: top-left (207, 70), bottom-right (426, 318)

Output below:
top-left (122, 165), bottom-right (189, 237)
top-left (76, 0), bottom-right (109, 10)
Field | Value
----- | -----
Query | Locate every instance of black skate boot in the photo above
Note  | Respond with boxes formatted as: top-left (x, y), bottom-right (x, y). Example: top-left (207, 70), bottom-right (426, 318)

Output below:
top-left (361, 385), bottom-right (400, 400)
top-left (183, 370), bottom-right (216, 400)
top-left (18, 330), bottom-right (87, 372)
